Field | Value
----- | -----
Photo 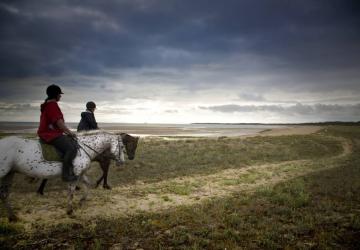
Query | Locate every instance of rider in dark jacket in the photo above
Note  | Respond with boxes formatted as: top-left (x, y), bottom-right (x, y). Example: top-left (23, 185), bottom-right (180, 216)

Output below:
top-left (77, 101), bottom-right (113, 189)
top-left (77, 101), bottom-right (99, 131)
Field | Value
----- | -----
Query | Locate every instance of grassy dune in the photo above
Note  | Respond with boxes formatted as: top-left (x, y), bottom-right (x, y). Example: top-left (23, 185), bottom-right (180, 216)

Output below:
top-left (1, 126), bottom-right (359, 249)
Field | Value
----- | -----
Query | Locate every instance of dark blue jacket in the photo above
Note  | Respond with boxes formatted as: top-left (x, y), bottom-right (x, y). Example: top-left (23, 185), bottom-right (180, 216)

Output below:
top-left (77, 110), bottom-right (98, 131)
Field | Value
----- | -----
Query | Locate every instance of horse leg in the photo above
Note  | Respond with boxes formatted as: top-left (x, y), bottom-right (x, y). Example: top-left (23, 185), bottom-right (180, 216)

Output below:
top-left (66, 183), bottom-right (77, 215)
top-left (101, 158), bottom-right (112, 190)
top-left (37, 179), bottom-right (48, 195)
top-left (79, 175), bottom-right (91, 207)
top-left (37, 179), bottom-right (78, 195)
top-left (95, 173), bottom-right (104, 188)
top-left (0, 171), bottom-right (17, 222)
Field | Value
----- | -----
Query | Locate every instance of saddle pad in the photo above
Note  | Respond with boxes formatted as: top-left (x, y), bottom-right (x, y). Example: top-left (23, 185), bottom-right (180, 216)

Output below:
top-left (40, 141), bottom-right (63, 162)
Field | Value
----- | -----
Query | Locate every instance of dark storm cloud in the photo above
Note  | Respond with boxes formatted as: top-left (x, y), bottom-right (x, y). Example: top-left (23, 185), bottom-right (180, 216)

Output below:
top-left (1, 0), bottom-right (360, 79)
top-left (0, 102), bottom-right (37, 110)
top-left (0, 102), bottom-right (38, 114)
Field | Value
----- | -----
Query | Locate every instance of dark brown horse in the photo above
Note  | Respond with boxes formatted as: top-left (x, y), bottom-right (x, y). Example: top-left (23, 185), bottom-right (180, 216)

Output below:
top-left (37, 133), bottom-right (139, 195)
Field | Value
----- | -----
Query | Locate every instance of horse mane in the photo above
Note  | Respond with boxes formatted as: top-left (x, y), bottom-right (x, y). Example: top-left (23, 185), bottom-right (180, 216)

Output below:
top-left (77, 129), bottom-right (114, 137)
top-left (76, 130), bottom-right (134, 144)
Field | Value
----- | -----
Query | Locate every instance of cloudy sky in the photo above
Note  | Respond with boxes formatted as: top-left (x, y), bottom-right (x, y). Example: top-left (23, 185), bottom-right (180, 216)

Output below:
top-left (1, 0), bottom-right (359, 124)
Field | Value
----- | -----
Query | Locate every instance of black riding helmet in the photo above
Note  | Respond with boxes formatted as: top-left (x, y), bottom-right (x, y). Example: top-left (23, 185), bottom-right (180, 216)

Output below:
top-left (46, 84), bottom-right (64, 99)
top-left (86, 101), bottom-right (96, 110)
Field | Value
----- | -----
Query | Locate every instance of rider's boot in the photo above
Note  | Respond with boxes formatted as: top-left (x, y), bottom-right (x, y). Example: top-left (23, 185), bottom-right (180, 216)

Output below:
top-left (62, 163), bottom-right (78, 182)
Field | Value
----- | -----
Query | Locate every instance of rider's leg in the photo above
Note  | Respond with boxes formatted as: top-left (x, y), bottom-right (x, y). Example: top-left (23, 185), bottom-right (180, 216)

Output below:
top-left (50, 135), bottom-right (78, 182)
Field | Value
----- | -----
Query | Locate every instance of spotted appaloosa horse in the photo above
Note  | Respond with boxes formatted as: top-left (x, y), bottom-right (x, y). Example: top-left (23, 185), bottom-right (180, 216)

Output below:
top-left (36, 133), bottom-right (139, 195)
top-left (0, 131), bottom-right (125, 221)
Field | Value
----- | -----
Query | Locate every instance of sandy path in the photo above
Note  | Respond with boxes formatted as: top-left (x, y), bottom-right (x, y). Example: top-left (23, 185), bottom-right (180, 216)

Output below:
top-left (15, 135), bottom-right (351, 228)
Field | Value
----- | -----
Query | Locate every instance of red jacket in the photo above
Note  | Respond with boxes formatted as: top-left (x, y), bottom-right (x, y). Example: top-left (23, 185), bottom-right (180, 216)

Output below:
top-left (37, 102), bottom-right (64, 142)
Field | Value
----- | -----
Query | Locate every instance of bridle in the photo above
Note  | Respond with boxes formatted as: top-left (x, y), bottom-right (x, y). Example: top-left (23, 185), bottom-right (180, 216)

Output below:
top-left (72, 135), bottom-right (124, 161)
top-left (117, 136), bottom-right (125, 161)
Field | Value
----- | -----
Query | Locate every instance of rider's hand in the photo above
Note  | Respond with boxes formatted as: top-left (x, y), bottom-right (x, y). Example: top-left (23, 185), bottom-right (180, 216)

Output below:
top-left (68, 131), bottom-right (77, 138)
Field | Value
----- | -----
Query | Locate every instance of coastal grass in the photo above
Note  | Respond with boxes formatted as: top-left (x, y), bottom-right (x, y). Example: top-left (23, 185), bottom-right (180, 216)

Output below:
top-left (106, 133), bottom-right (342, 186)
top-left (2, 131), bottom-right (342, 195)
top-left (0, 126), bottom-right (359, 249)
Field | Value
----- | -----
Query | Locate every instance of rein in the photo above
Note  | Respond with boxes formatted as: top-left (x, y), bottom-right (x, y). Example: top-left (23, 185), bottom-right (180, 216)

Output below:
top-left (71, 136), bottom-right (101, 159)
top-left (71, 135), bottom-right (124, 160)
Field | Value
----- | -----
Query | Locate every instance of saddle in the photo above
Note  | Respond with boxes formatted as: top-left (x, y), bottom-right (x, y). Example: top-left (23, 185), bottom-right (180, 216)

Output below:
top-left (39, 140), bottom-right (63, 162)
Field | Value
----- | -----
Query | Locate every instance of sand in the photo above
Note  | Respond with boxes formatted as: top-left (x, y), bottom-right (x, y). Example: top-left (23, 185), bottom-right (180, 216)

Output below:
top-left (256, 125), bottom-right (321, 137)
top-left (90, 124), bottom-right (322, 137)
top-left (0, 123), bottom-right (322, 137)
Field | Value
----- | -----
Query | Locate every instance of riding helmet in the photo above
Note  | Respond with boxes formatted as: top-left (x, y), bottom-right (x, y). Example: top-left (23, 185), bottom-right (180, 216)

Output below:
top-left (86, 101), bottom-right (96, 110)
top-left (46, 84), bottom-right (64, 98)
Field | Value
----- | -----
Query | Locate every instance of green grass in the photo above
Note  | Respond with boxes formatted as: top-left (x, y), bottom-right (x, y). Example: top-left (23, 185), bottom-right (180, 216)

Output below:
top-left (5, 131), bottom-right (343, 195)
top-left (1, 126), bottom-right (359, 249)
top-left (257, 179), bottom-right (310, 208)
top-left (107, 133), bottom-right (342, 186)
top-left (161, 195), bottom-right (172, 202)
top-left (161, 181), bottom-right (200, 196)
top-left (221, 170), bottom-right (271, 186)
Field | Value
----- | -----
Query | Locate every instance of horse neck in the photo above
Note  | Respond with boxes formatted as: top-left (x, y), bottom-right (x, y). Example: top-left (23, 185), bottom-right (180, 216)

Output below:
top-left (78, 133), bottom-right (113, 159)
top-left (120, 133), bottom-right (128, 144)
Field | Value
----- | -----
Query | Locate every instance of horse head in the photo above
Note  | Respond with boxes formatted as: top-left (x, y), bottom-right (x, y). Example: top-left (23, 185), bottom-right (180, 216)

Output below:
top-left (110, 134), bottom-right (125, 166)
top-left (120, 133), bottom-right (139, 160)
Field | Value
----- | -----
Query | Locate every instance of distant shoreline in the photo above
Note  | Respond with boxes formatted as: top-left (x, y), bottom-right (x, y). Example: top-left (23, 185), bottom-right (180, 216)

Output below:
top-left (192, 121), bottom-right (360, 126)
top-left (0, 121), bottom-right (359, 126)
top-left (0, 121), bottom-right (326, 138)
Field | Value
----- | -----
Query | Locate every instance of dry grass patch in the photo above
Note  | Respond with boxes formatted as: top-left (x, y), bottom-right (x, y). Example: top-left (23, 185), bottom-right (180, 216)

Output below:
top-left (1, 126), bottom-right (359, 249)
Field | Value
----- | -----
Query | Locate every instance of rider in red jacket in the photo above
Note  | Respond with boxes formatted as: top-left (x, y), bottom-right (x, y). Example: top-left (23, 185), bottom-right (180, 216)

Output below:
top-left (37, 84), bottom-right (78, 182)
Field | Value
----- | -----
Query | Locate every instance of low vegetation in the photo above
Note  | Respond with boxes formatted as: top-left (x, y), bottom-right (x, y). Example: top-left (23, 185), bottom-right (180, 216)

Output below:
top-left (0, 126), bottom-right (359, 249)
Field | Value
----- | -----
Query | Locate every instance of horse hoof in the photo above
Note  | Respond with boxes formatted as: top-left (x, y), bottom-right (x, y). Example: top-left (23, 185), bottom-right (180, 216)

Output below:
top-left (75, 186), bottom-right (81, 191)
top-left (103, 184), bottom-right (112, 190)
